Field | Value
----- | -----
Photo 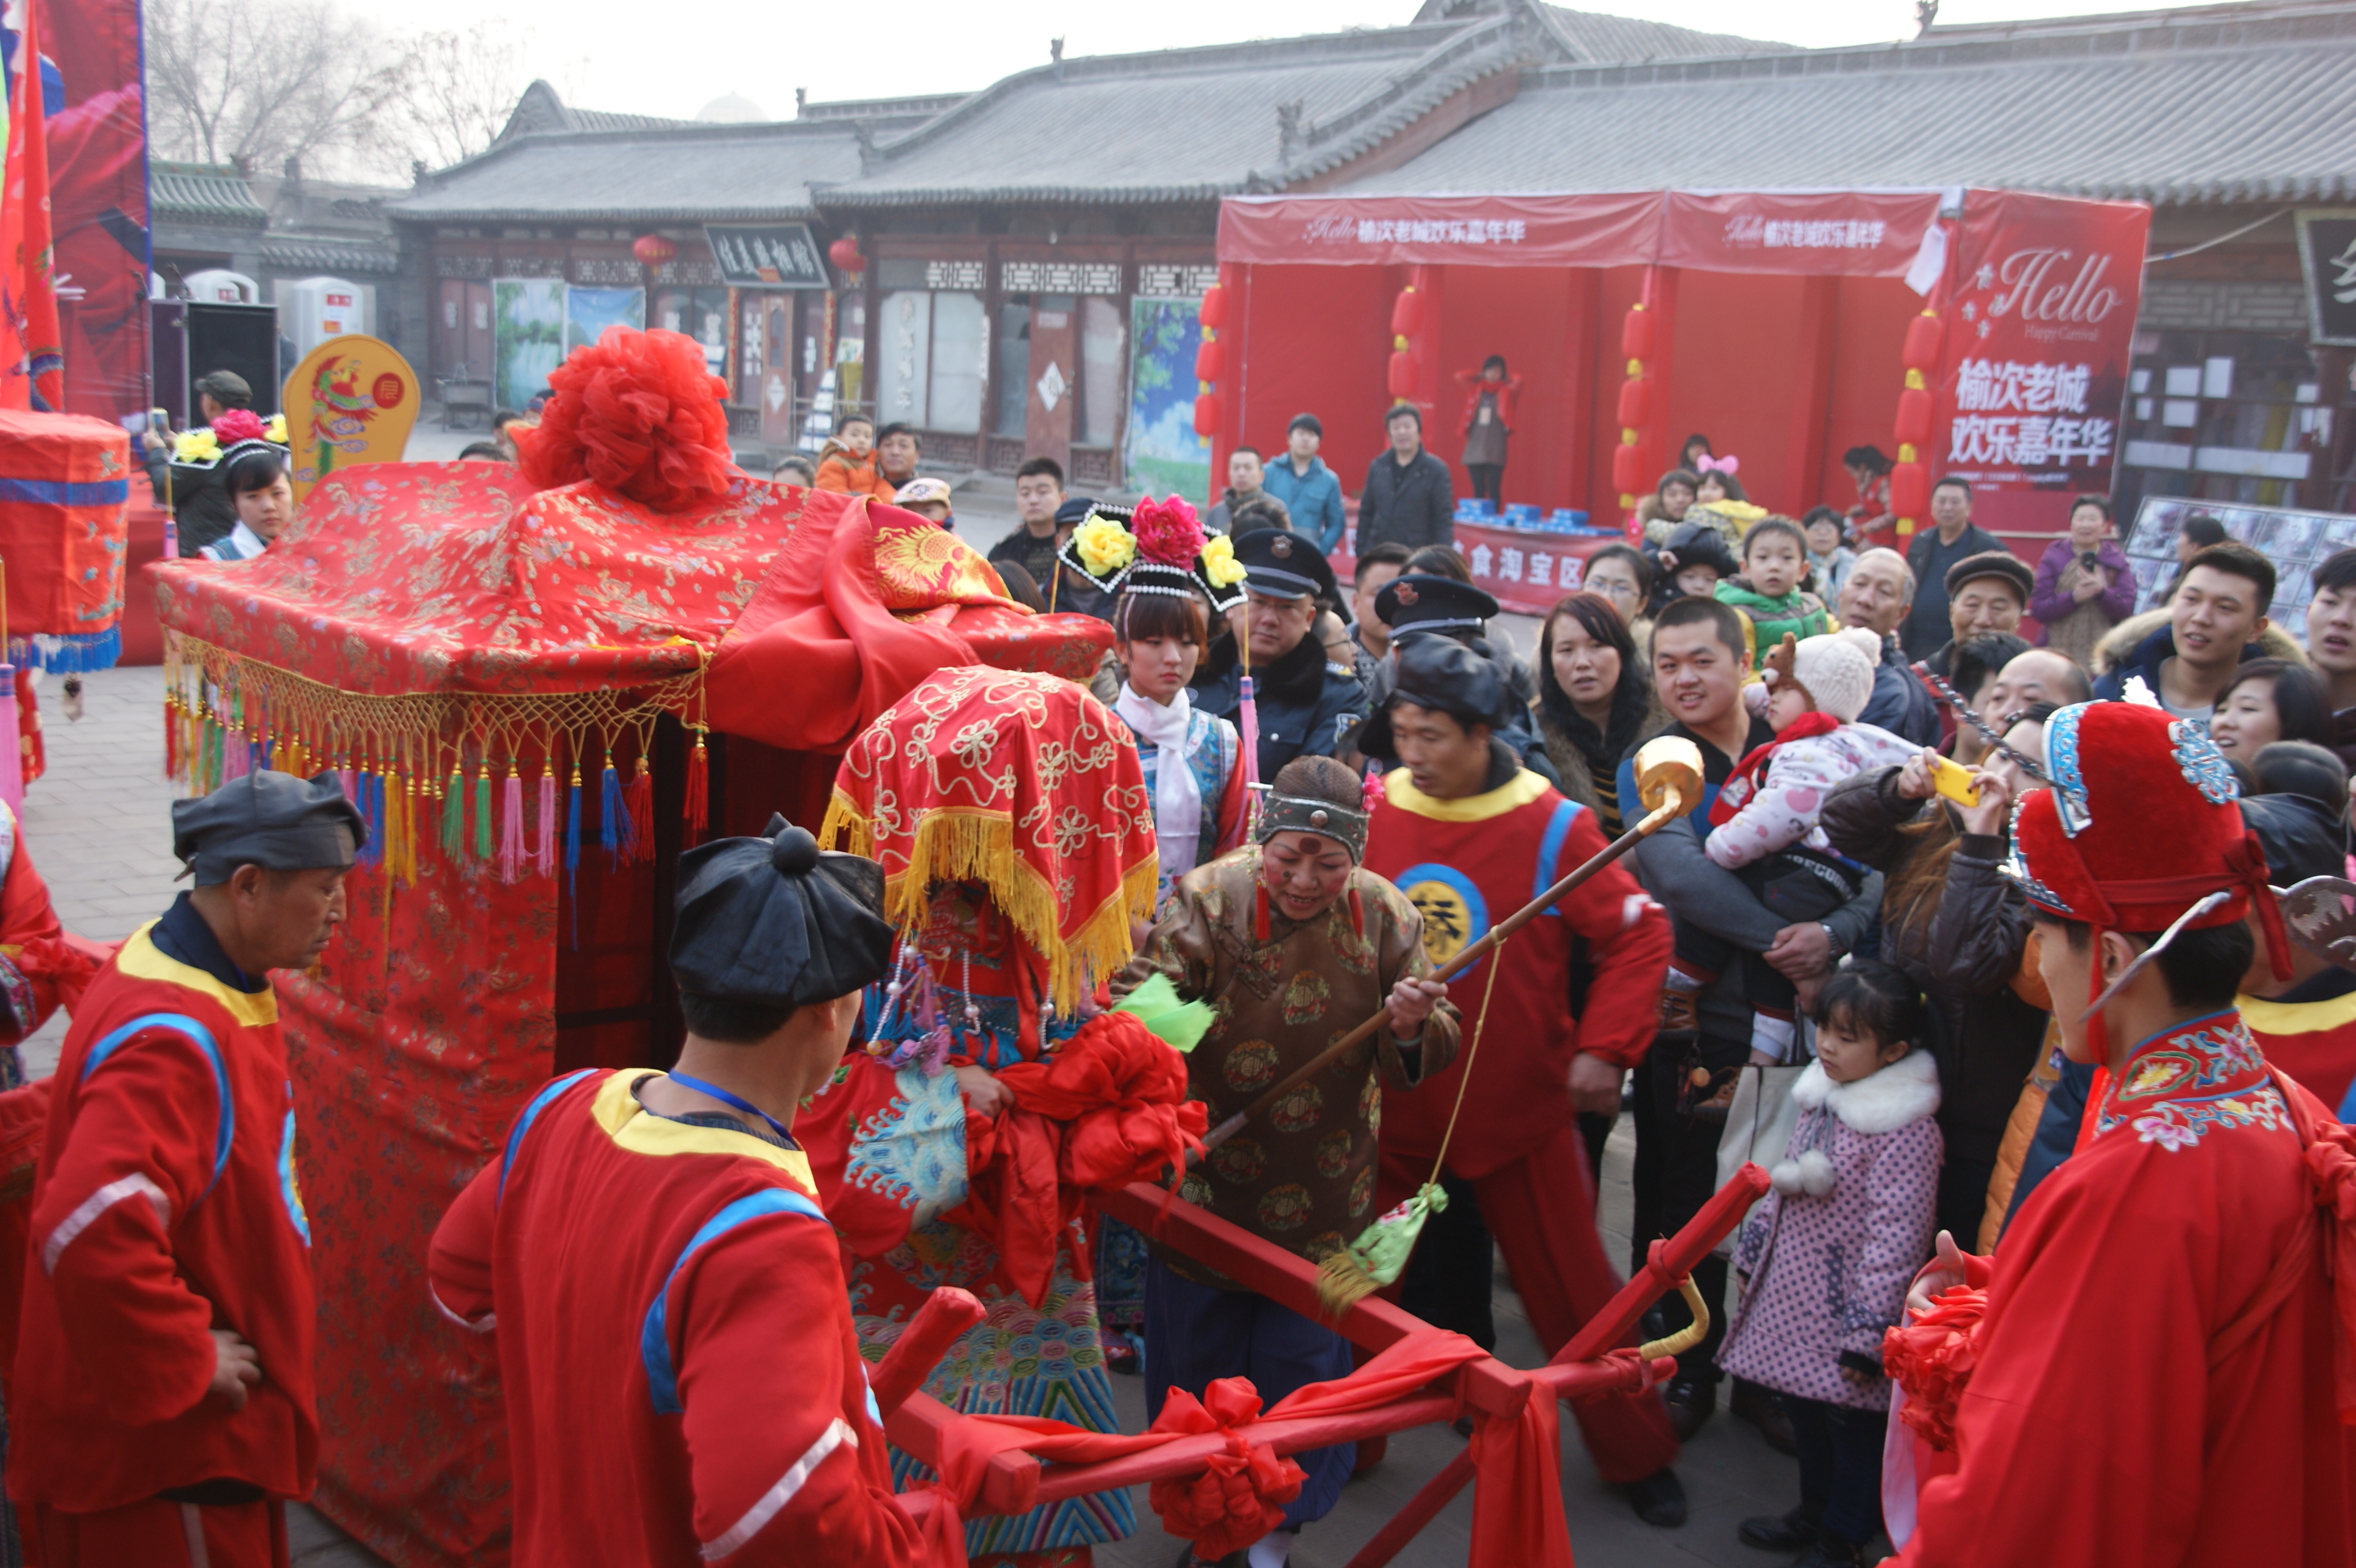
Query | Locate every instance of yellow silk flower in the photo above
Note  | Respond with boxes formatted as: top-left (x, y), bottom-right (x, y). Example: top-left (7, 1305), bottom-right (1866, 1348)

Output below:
top-left (173, 428), bottom-right (221, 463)
top-left (1075, 515), bottom-right (1137, 576)
top-left (1201, 533), bottom-right (1246, 587)
top-left (265, 413), bottom-right (289, 444)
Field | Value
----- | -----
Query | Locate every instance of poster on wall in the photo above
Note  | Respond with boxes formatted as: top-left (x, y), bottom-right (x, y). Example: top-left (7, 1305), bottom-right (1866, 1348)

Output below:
top-left (564, 286), bottom-right (644, 352)
top-left (17, 0), bottom-right (149, 421)
top-left (1124, 297), bottom-right (1208, 501)
top-left (2122, 494), bottom-right (2356, 642)
top-left (493, 279), bottom-right (565, 410)
top-left (1933, 193), bottom-right (2151, 544)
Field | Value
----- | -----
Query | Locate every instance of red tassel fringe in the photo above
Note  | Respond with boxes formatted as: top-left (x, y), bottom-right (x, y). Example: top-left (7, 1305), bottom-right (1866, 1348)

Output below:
top-left (685, 734), bottom-right (709, 839)
top-left (627, 759), bottom-right (655, 861)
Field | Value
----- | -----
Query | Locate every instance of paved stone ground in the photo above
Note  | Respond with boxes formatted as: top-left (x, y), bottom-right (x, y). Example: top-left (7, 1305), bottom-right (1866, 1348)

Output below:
top-left (24, 471), bottom-right (1831, 1565)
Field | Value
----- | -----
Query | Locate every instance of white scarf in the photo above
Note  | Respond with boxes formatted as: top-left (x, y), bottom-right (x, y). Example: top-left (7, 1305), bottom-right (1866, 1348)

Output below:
top-left (1116, 681), bottom-right (1204, 882)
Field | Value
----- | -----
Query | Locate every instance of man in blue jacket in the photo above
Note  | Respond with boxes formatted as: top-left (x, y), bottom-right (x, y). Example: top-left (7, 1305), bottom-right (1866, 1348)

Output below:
top-left (1262, 413), bottom-right (1347, 556)
top-left (1190, 528), bottom-right (1367, 780)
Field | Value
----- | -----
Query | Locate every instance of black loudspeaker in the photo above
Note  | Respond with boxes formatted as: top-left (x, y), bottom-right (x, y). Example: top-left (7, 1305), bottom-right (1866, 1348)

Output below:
top-left (182, 301), bottom-right (281, 417)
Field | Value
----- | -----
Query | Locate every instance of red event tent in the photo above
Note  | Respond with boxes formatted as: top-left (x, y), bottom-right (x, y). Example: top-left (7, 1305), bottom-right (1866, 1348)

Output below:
top-left (1200, 188), bottom-right (2148, 601)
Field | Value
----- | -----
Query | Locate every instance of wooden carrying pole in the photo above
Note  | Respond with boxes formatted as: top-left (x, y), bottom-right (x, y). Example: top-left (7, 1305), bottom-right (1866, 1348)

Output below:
top-left (1193, 735), bottom-right (1704, 1159)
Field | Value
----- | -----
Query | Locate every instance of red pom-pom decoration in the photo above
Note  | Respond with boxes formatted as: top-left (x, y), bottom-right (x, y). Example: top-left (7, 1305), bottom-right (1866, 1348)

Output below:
top-left (1386, 350), bottom-right (1417, 399)
top-left (1193, 392), bottom-right (1224, 437)
top-left (1198, 285), bottom-right (1229, 331)
top-left (1889, 460), bottom-right (1930, 519)
top-left (1616, 376), bottom-right (1651, 429)
top-left (631, 233), bottom-right (677, 266)
top-left (1193, 338), bottom-right (1224, 382)
top-left (516, 326), bottom-right (736, 512)
top-left (1894, 386), bottom-right (1935, 447)
top-left (1389, 289), bottom-right (1422, 337)
top-left (1902, 312), bottom-right (1944, 373)
top-left (1132, 494), bottom-right (1208, 569)
top-left (211, 408), bottom-right (268, 444)
top-left (1612, 441), bottom-right (1645, 495)
top-left (1621, 306), bottom-right (1654, 362)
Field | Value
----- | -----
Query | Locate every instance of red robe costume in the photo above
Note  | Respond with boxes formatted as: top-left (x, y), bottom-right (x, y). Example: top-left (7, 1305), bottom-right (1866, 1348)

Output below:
top-left (1363, 761), bottom-right (1681, 1484)
top-left (2241, 977), bottom-right (2356, 1118)
top-left (11, 900), bottom-right (313, 1567)
top-left (1896, 1010), bottom-right (2356, 1566)
top-left (427, 1068), bottom-right (926, 1567)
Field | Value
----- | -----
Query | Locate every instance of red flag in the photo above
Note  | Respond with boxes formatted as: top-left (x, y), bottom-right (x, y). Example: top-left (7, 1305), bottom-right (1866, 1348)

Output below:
top-left (0, 0), bottom-right (63, 411)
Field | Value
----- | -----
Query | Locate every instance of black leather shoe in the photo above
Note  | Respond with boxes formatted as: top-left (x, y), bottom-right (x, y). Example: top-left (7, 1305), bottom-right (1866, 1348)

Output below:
top-left (1661, 1375), bottom-right (1716, 1442)
top-left (1791, 1535), bottom-right (1864, 1568)
top-left (1730, 1377), bottom-right (1797, 1455)
top-left (1737, 1505), bottom-right (1820, 1552)
top-left (1626, 1466), bottom-right (1687, 1528)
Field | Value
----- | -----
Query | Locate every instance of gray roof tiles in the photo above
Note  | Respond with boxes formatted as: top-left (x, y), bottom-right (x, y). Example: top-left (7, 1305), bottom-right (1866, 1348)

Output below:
top-left (150, 163), bottom-right (269, 226)
top-left (1342, 6), bottom-right (2356, 204)
top-left (387, 124), bottom-right (868, 223)
top-left (1534, 3), bottom-right (1792, 62)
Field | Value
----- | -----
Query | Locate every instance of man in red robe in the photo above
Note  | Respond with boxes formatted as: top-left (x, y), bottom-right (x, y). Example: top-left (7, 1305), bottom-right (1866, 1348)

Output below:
top-left (1892, 701), bottom-right (2356, 1566)
top-left (428, 817), bottom-right (930, 1566)
top-left (1361, 637), bottom-right (1689, 1525)
top-left (11, 771), bottom-right (362, 1567)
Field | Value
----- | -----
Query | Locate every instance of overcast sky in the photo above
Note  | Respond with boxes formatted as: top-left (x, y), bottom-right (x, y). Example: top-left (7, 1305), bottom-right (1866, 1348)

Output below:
top-left (427, 0), bottom-right (2227, 124)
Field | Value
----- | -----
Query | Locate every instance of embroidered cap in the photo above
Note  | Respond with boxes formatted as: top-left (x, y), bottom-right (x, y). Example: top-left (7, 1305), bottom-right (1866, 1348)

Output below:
top-left (1256, 792), bottom-right (1369, 861)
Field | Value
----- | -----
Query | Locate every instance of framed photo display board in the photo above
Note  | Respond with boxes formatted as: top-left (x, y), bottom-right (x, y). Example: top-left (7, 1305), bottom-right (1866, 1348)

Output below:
top-left (2124, 494), bottom-right (2356, 643)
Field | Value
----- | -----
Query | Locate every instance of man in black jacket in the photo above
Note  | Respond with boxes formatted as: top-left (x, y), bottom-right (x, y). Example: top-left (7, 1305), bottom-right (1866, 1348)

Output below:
top-left (1190, 529), bottom-right (1367, 780)
top-left (1358, 404), bottom-right (1454, 556)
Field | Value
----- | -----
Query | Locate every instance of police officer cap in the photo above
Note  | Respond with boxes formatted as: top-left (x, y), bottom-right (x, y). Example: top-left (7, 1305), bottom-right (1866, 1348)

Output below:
top-left (1357, 637), bottom-right (1507, 759)
top-left (669, 814), bottom-right (895, 1009)
top-left (1232, 527), bottom-right (1337, 602)
top-left (1373, 574), bottom-right (1498, 634)
top-left (171, 770), bottom-right (366, 886)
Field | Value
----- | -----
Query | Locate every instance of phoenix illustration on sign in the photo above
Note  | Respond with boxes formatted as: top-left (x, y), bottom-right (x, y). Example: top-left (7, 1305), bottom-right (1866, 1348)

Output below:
top-left (302, 357), bottom-right (391, 481)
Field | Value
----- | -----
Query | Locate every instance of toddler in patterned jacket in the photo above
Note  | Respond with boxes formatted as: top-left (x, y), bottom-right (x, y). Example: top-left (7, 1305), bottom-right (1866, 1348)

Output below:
top-left (1660, 628), bottom-right (1917, 1063)
top-left (1718, 961), bottom-right (1942, 1568)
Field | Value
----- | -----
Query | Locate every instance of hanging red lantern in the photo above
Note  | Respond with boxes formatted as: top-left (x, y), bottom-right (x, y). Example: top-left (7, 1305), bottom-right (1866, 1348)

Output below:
top-left (632, 233), bottom-right (677, 266)
top-left (1193, 392), bottom-right (1224, 437)
top-left (1621, 306), bottom-right (1654, 362)
top-left (1902, 312), bottom-right (1943, 373)
top-left (828, 234), bottom-right (866, 275)
top-left (1889, 461), bottom-right (1930, 520)
top-left (1386, 350), bottom-right (1417, 400)
top-left (1616, 377), bottom-right (1652, 430)
top-left (1194, 339), bottom-right (1224, 382)
top-left (1199, 285), bottom-right (1228, 330)
top-left (1389, 289), bottom-right (1423, 337)
top-left (1894, 387), bottom-right (1935, 448)
top-left (1612, 442), bottom-right (1646, 496)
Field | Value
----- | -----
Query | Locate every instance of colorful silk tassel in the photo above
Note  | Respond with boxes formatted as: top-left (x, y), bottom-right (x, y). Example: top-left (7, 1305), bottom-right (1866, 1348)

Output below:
top-left (338, 764), bottom-right (357, 806)
top-left (442, 767), bottom-right (464, 858)
top-left (535, 762), bottom-right (557, 877)
top-left (627, 758), bottom-right (655, 860)
top-left (1318, 1182), bottom-right (1448, 1319)
top-left (383, 770), bottom-right (404, 884)
top-left (685, 729), bottom-right (709, 839)
top-left (474, 766), bottom-right (493, 860)
top-left (565, 766), bottom-right (583, 879)
top-left (163, 692), bottom-right (179, 782)
top-left (498, 766), bottom-right (526, 883)
top-left (360, 769), bottom-right (383, 867)
top-left (1236, 672), bottom-right (1263, 838)
top-left (599, 755), bottom-right (627, 864)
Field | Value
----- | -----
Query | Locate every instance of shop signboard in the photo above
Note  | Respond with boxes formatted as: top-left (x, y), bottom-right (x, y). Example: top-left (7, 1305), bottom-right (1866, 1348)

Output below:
top-left (2295, 209), bottom-right (2356, 348)
top-left (705, 224), bottom-right (829, 289)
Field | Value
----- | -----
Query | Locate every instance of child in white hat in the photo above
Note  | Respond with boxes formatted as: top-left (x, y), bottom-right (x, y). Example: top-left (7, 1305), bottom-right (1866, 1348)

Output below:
top-left (1662, 628), bottom-right (1920, 1063)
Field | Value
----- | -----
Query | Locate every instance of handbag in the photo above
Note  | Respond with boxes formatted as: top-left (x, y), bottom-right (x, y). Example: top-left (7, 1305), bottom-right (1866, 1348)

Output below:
top-left (1713, 1059), bottom-right (1805, 1258)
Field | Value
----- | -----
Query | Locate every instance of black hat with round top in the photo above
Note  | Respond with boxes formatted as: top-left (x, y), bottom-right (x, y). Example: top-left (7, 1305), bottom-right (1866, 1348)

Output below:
top-left (668, 814), bottom-right (895, 1008)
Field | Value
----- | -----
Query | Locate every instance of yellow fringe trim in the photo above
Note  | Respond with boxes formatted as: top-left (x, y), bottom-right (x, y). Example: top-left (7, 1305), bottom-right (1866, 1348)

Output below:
top-left (820, 794), bottom-right (1158, 1011)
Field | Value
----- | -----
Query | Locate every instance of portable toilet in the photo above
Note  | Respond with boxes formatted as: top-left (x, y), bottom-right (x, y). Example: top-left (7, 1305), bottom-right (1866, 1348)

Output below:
top-left (181, 268), bottom-right (259, 304)
top-left (280, 277), bottom-right (375, 359)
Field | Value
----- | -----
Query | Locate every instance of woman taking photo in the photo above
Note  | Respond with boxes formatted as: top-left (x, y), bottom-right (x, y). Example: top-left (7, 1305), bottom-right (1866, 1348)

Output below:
top-left (1535, 591), bottom-right (1655, 839)
top-left (2209, 658), bottom-right (2337, 762)
top-left (2028, 494), bottom-right (2135, 667)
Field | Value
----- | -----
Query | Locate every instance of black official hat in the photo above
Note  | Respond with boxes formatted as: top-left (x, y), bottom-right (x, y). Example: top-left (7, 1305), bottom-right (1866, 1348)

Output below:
top-left (1358, 637), bottom-right (1507, 760)
top-left (1374, 574), bottom-right (1498, 635)
top-left (1232, 527), bottom-right (1336, 602)
top-left (669, 815), bottom-right (894, 1009)
top-left (171, 770), bottom-right (366, 886)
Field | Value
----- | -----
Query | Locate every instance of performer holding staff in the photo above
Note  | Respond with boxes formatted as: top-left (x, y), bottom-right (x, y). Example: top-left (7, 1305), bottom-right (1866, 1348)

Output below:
top-left (1115, 754), bottom-right (1457, 1568)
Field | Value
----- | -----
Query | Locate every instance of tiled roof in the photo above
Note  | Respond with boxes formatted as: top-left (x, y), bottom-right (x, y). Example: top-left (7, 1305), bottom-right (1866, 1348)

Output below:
top-left (1342, 1), bottom-right (2356, 205)
top-left (387, 123), bottom-right (866, 223)
top-left (260, 237), bottom-right (402, 276)
top-left (150, 162), bottom-right (268, 227)
top-left (498, 80), bottom-right (688, 142)
top-left (826, 21), bottom-right (1521, 207)
top-left (1534, 3), bottom-right (1794, 62)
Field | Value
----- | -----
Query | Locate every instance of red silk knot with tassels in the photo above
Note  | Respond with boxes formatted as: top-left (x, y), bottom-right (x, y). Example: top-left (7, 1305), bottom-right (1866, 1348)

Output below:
top-left (918, 1329), bottom-right (1574, 1568)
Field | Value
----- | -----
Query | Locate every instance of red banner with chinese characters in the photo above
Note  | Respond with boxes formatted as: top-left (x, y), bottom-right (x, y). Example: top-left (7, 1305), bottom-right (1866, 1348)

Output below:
top-left (1218, 190), bottom-right (1945, 278)
top-left (1328, 523), bottom-right (1611, 618)
top-left (1932, 192), bottom-right (2151, 543)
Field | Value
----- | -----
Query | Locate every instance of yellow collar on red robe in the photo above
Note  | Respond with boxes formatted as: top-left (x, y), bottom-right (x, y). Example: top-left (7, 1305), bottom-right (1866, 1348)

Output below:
top-left (590, 1069), bottom-right (818, 1196)
top-left (2236, 987), bottom-right (2356, 1036)
top-left (1383, 766), bottom-right (1550, 823)
top-left (113, 920), bottom-right (279, 1028)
